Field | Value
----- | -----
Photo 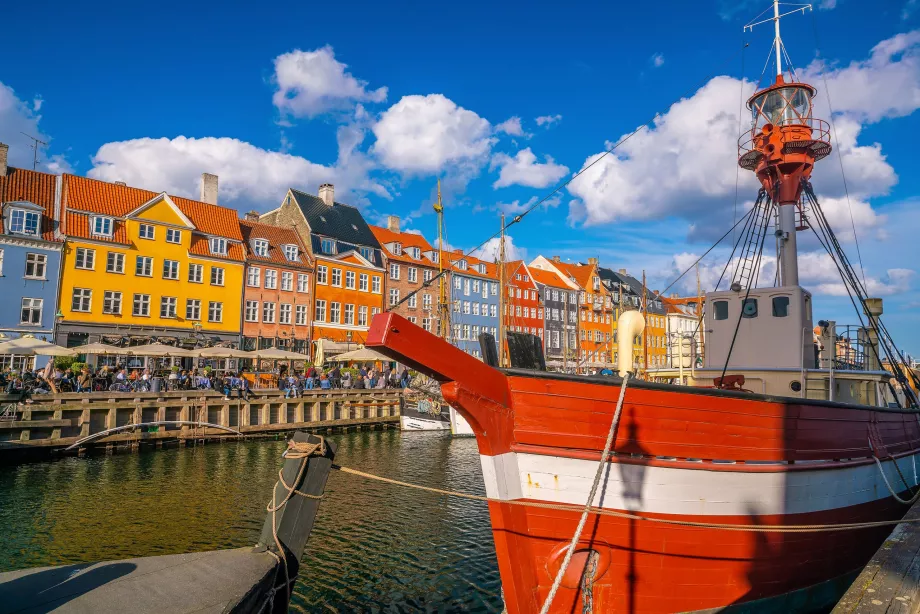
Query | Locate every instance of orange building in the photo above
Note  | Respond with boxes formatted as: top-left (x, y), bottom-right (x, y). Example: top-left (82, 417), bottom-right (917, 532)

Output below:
top-left (239, 215), bottom-right (313, 353)
top-left (259, 183), bottom-right (385, 355)
top-left (532, 256), bottom-right (614, 371)
top-left (502, 260), bottom-right (544, 347)
top-left (370, 216), bottom-right (441, 335)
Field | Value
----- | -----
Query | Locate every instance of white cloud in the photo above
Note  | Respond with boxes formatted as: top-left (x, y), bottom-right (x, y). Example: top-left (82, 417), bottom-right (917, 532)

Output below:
top-left (372, 94), bottom-right (494, 175)
top-left (272, 46), bottom-right (387, 118)
top-left (567, 31), bottom-right (920, 240)
top-left (495, 116), bottom-right (526, 137)
top-left (471, 234), bottom-right (525, 262)
top-left (88, 134), bottom-right (390, 210)
top-left (495, 194), bottom-right (562, 215)
top-left (651, 53), bottom-right (665, 68)
top-left (535, 114), bottom-right (562, 127)
top-left (490, 148), bottom-right (569, 189)
top-left (0, 81), bottom-right (54, 170)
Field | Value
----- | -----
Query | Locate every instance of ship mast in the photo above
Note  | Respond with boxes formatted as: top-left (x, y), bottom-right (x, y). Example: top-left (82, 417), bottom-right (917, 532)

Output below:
top-left (741, 1), bottom-right (826, 288)
top-left (498, 214), bottom-right (507, 367)
top-left (434, 180), bottom-right (450, 342)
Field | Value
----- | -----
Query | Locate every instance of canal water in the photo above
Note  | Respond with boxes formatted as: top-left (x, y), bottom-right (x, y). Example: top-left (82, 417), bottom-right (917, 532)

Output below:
top-left (0, 430), bottom-right (504, 612)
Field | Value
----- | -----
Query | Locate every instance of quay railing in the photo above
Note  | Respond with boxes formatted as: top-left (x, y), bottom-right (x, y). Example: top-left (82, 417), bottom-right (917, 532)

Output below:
top-left (0, 388), bottom-right (404, 457)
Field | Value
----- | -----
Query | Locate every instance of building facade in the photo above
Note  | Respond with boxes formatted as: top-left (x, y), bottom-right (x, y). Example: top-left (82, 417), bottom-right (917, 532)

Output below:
top-left (240, 215), bottom-right (313, 353)
top-left (56, 174), bottom-right (246, 351)
top-left (528, 265), bottom-right (579, 370)
top-left (447, 250), bottom-right (499, 360)
top-left (597, 266), bottom-right (668, 370)
top-left (0, 147), bottom-right (64, 367)
top-left (370, 216), bottom-right (440, 335)
top-left (502, 260), bottom-right (544, 347)
top-left (260, 184), bottom-right (385, 356)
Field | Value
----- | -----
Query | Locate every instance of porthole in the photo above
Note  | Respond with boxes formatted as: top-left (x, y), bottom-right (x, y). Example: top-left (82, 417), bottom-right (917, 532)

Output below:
top-left (790, 381), bottom-right (802, 392)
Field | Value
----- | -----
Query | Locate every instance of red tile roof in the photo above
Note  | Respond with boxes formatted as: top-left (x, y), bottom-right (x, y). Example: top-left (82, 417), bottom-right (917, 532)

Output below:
top-left (0, 167), bottom-right (59, 241)
top-left (369, 225), bottom-right (438, 266)
top-left (64, 211), bottom-right (130, 245)
top-left (239, 219), bottom-right (312, 268)
top-left (189, 235), bottom-right (246, 262)
top-left (446, 249), bottom-right (498, 279)
top-left (529, 266), bottom-right (573, 289)
top-left (553, 261), bottom-right (597, 291)
top-left (62, 174), bottom-right (244, 240)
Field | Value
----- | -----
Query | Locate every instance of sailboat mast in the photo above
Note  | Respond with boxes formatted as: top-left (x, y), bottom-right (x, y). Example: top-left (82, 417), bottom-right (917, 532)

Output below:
top-left (435, 180), bottom-right (449, 342)
top-left (498, 214), bottom-right (506, 367)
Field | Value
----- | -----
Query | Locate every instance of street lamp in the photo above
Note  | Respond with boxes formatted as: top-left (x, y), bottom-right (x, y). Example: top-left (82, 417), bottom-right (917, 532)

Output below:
top-left (345, 330), bottom-right (353, 353)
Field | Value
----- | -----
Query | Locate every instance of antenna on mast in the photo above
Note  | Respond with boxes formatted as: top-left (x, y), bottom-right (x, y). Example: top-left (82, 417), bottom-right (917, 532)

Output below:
top-left (744, 1), bottom-right (812, 79)
top-left (20, 132), bottom-right (48, 171)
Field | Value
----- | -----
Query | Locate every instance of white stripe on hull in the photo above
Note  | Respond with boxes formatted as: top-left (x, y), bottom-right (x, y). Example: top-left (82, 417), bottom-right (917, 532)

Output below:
top-left (479, 451), bottom-right (920, 516)
top-left (400, 416), bottom-right (451, 431)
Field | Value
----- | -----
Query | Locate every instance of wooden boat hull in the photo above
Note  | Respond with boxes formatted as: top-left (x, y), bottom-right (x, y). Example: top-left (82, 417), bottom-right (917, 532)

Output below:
top-left (367, 314), bottom-right (920, 613)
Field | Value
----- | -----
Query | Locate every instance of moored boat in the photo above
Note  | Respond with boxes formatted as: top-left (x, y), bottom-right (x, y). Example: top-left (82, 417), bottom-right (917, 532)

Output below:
top-left (366, 3), bottom-right (920, 612)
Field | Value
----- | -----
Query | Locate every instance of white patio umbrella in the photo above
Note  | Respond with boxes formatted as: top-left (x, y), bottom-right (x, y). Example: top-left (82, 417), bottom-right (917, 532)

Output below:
top-left (0, 337), bottom-right (75, 357)
top-left (125, 343), bottom-right (196, 357)
top-left (253, 347), bottom-right (308, 360)
top-left (314, 339), bottom-right (325, 368)
top-left (331, 347), bottom-right (391, 362)
top-left (72, 342), bottom-right (123, 355)
top-left (195, 346), bottom-right (255, 359)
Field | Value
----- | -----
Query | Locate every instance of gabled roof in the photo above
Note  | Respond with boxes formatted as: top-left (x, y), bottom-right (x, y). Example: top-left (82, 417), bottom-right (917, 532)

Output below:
top-left (240, 219), bottom-right (311, 268)
top-left (597, 266), bottom-right (666, 314)
top-left (503, 260), bottom-right (538, 290)
top-left (64, 211), bottom-right (130, 246)
top-left (188, 236), bottom-right (246, 262)
top-left (553, 261), bottom-right (600, 292)
top-left (0, 167), bottom-right (58, 241)
top-left (528, 266), bottom-right (573, 290)
top-left (369, 224), bottom-right (438, 266)
top-left (290, 189), bottom-right (380, 249)
top-left (446, 249), bottom-right (498, 280)
top-left (62, 174), bottom-right (243, 240)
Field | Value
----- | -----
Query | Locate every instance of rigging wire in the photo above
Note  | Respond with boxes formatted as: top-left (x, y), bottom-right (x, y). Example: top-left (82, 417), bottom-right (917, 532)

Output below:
top-left (810, 10), bottom-right (868, 290)
top-left (732, 32), bottom-right (748, 251)
top-left (387, 41), bottom-right (751, 312)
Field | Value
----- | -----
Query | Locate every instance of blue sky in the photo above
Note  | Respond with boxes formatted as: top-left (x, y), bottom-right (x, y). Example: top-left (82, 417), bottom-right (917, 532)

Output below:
top-left (2, 0), bottom-right (919, 353)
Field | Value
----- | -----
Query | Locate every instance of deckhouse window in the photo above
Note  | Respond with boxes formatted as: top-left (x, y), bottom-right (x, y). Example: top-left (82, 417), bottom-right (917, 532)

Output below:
top-left (10, 209), bottom-right (40, 235)
top-left (209, 237), bottom-right (227, 255)
top-left (772, 296), bottom-right (790, 318)
top-left (253, 239), bottom-right (269, 257)
top-left (714, 300), bottom-right (729, 321)
top-left (741, 298), bottom-right (758, 319)
top-left (283, 244), bottom-right (298, 261)
top-left (92, 216), bottom-right (113, 237)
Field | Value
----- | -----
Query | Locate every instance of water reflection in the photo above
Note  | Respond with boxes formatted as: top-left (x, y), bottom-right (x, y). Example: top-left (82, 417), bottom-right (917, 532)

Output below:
top-left (0, 431), bottom-right (502, 613)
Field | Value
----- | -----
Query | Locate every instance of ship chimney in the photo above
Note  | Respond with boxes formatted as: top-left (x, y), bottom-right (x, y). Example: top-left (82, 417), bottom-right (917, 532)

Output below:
top-left (587, 257), bottom-right (598, 265)
top-left (318, 183), bottom-right (334, 206)
top-left (200, 173), bottom-right (219, 204)
top-left (245, 210), bottom-right (260, 222)
top-left (387, 215), bottom-right (400, 232)
top-left (0, 143), bottom-right (8, 177)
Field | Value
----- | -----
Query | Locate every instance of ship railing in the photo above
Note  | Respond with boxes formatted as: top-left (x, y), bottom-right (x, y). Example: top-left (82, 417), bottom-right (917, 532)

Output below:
top-left (738, 117), bottom-right (832, 170)
top-left (817, 324), bottom-right (871, 371)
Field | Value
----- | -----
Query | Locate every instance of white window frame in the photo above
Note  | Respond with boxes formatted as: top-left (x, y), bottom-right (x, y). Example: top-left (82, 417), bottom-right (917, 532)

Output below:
top-left (188, 263), bottom-right (203, 283)
top-left (24, 253), bottom-right (47, 279)
top-left (135, 256), bottom-right (153, 277)
top-left (92, 216), bottom-right (113, 237)
top-left (106, 252), bottom-right (125, 274)
top-left (208, 301), bottom-right (223, 323)
top-left (295, 304), bottom-right (307, 325)
top-left (166, 228), bottom-right (182, 244)
top-left (20, 297), bottom-right (42, 325)
top-left (247, 267), bottom-right (261, 287)
top-left (71, 288), bottom-right (92, 312)
top-left (329, 301), bottom-right (341, 323)
top-left (186, 299), bottom-right (201, 321)
top-left (209, 237), bottom-right (227, 255)
top-left (162, 259), bottom-right (180, 280)
top-left (316, 265), bottom-right (328, 285)
top-left (283, 244), bottom-right (298, 261)
top-left (281, 271), bottom-right (293, 291)
top-left (102, 291), bottom-right (122, 315)
top-left (297, 273), bottom-right (310, 293)
top-left (245, 300), bottom-right (259, 322)
top-left (210, 267), bottom-right (225, 286)
top-left (10, 209), bottom-right (40, 235)
top-left (279, 303), bottom-right (292, 324)
top-left (315, 299), bottom-right (327, 322)
top-left (372, 276), bottom-right (381, 293)
top-left (253, 239), bottom-right (269, 257)
top-left (331, 268), bottom-right (342, 287)
top-left (160, 296), bottom-right (178, 319)
top-left (75, 248), bottom-right (96, 270)
top-left (345, 270), bottom-right (355, 289)
top-left (264, 269), bottom-right (277, 289)
top-left (344, 303), bottom-right (355, 325)
top-left (138, 223), bottom-right (155, 240)
top-left (262, 302), bottom-right (276, 323)
top-left (133, 293), bottom-right (150, 317)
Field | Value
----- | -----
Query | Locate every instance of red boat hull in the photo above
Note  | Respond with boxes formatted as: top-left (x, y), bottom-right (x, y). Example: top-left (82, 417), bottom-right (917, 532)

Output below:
top-left (367, 314), bottom-right (920, 613)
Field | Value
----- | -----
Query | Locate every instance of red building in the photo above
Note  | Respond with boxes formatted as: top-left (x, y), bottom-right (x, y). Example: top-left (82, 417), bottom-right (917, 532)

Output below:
top-left (502, 260), bottom-right (544, 348)
top-left (239, 215), bottom-right (313, 353)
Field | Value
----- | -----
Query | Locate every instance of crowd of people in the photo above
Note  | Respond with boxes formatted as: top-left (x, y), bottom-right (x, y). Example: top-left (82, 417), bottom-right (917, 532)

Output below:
top-left (279, 364), bottom-right (410, 398)
top-left (0, 361), bottom-right (410, 403)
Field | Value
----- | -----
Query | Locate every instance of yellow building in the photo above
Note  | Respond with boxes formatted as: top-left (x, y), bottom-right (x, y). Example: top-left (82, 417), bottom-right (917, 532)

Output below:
top-left (56, 174), bottom-right (245, 355)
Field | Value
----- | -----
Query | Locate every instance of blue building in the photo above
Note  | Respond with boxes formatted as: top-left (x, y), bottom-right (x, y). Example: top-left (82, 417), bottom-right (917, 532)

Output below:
top-left (0, 146), bottom-right (63, 369)
top-left (447, 249), bottom-right (499, 359)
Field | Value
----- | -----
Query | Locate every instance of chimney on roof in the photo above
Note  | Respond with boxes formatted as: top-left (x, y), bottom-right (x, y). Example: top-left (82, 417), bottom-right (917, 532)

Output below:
top-left (387, 215), bottom-right (400, 233)
top-left (587, 257), bottom-right (598, 265)
top-left (0, 143), bottom-right (8, 177)
top-left (618, 268), bottom-right (627, 275)
top-left (245, 210), bottom-right (260, 222)
top-left (318, 183), bottom-right (334, 206)
top-left (114, 181), bottom-right (127, 186)
top-left (551, 255), bottom-right (561, 263)
top-left (200, 173), bottom-right (218, 205)
top-left (671, 292), bottom-right (678, 298)
top-left (453, 249), bottom-right (462, 254)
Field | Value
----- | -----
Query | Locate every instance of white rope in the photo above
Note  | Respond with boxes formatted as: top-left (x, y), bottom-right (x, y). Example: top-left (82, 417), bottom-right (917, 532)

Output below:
top-left (538, 373), bottom-right (630, 614)
top-left (872, 455), bottom-right (920, 506)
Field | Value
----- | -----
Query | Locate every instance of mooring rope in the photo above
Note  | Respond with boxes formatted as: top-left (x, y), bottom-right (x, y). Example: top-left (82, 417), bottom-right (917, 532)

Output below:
top-left (539, 373), bottom-right (631, 614)
top-left (261, 437), bottom-right (327, 613)
top-left (872, 454), bottom-right (920, 506)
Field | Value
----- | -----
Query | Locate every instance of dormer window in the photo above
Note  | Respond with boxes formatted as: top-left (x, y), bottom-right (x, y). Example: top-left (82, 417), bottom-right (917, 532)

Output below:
top-left (253, 239), bottom-right (269, 257)
top-left (9, 209), bottom-right (40, 236)
top-left (393, 243), bottom-right (402, 256)
top-left (321, 238), bottom-right (335, 254)
top-left (478, 264), bottom-right (486, 274)
top-left (209, 237), bottom-right (227, 255)
top-left (458, 260), bottom-right (468, 271)
top-left (409, 247), bottom-right (421, 259)
top-left (359, 246), bottom-right (372, 260)
top-left (92, 216), bottom-right (113, 237)
top-left (283, 244), bottom-right (298, 261)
